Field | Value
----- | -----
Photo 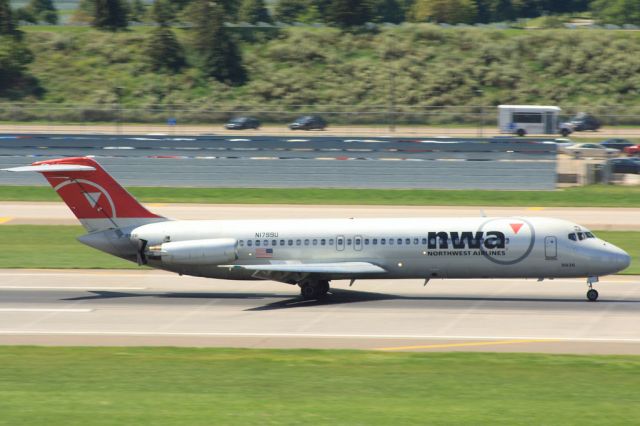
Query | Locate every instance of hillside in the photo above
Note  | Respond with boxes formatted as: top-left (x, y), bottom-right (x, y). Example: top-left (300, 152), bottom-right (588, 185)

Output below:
top-left (5, 25), bottom-right (640, 124)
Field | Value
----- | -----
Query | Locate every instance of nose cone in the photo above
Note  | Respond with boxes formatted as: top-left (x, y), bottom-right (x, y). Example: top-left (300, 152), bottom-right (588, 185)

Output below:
top-left (605, 243), bottom-right (631, 273)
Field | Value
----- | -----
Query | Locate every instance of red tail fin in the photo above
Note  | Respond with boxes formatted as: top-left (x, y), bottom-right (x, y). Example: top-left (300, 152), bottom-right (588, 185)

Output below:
top-left (30, 157), bottom-right (165, 232)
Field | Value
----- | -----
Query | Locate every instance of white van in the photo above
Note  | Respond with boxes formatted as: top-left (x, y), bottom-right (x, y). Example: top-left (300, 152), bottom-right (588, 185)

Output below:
top-left (498, 105), bottom-right (566, 137)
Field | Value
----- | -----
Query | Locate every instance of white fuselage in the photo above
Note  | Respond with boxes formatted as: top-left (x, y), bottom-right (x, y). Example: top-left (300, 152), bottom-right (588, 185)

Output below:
top-left (125, 216), bottom-right (630, 281)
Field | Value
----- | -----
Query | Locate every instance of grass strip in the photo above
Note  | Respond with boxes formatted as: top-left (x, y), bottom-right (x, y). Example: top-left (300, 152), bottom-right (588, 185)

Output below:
top-left (1, 185), bottom-right (640, 207)
top-left (0, 347), bottom-right (639, 425)
top-left (0, 225), bottom-right (637, 274)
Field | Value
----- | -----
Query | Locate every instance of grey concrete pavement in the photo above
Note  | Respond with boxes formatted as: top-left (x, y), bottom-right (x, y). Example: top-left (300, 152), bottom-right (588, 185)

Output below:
top-left (0, 269), bottom-right (639, 354)
top-left (1, 202), bottom-right (639, 230)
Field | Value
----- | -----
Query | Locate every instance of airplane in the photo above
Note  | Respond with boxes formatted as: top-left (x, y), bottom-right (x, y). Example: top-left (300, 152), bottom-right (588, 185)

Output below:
top-left (3, 156), bottom-right (631, 302)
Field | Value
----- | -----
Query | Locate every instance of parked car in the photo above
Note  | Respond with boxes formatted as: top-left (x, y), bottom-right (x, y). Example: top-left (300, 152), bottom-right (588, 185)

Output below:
top-left (624, 144), bottom-right (640, 156)
top-left (541, 138), bottom-right (574, 150)
top-left (289, 115), bottom-right (327, 130)
top-left (600, 139), bottom-right (634, 151)
top-left (559, 143), bottom-right (619, 158)
top-left (224, 116), bottom-right (260, 130)
top-left (610, 158), bottom-right (640, 174)
top-left (560, 112), bottom-right (601, 133)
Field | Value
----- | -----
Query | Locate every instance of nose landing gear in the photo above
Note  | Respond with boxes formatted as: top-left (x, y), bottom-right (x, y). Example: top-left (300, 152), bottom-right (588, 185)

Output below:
top-left (299, 279), bottom-right (330, 300)
top-left (586, 276), bottom-right (599, 302)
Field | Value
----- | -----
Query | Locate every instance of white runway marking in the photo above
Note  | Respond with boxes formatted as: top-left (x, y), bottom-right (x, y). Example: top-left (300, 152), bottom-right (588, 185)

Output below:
top-left (0, 286), bottom-right (147, 290)
top-left (0, 331), bottom-right (639, 343)
top-left (0, 309), bottom-right (93, 313)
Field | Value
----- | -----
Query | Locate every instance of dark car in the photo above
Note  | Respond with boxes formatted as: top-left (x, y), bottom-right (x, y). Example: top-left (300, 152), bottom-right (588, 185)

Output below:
top-left (610, 158), bottom-right (640, 174)
top-left (600, 139), bottom-right (634, 151)
top-left (561, 112), bottom-right (601, 132)
top-left (289, 115), bottom-right (327, 130)
top-left (224, 116), bottom-right (260, 130)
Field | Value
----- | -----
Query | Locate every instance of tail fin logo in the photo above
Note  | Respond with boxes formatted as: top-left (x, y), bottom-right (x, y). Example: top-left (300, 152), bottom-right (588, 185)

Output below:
top-left (54, 179), bottom-right (117, 218)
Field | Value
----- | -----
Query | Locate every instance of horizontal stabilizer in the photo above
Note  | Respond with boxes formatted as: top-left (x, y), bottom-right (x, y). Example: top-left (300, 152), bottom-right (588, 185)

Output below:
top-left (2, 164), bottom-right (96, 173)
top-left (221, 261), bottom-right (386, 274)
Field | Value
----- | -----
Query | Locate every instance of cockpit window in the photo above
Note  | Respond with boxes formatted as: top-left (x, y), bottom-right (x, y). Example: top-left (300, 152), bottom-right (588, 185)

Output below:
top-left (568, 233), bottom-right (577, 241)
top-left (577, 232), bottom-right (585, 240)
top-left (585, 232), bottom-right (595, 239)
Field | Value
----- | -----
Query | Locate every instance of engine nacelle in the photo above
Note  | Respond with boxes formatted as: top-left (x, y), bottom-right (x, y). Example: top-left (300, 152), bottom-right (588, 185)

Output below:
top-left (152, 238), bottom-right (237, 265)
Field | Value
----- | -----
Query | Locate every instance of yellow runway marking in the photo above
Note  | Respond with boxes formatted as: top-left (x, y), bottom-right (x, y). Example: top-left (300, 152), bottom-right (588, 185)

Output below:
top-left (0, 217), bottom-right (13, 224)
top-left (526, 207), bottom-right (545, 211)
top-left (376, 339), bottom-right (558, 351)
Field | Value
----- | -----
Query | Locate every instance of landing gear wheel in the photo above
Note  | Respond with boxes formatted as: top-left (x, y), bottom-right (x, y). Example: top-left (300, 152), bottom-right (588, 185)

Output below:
top-left (587, 288), bottom-right (599, 302)
top-left (299, 280), bottom-right (331, 300)
top-left (300, 284), bottom-right (317, 300)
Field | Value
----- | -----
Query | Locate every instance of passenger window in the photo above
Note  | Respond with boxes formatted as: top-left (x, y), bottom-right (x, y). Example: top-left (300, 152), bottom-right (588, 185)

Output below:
top-left (355, 238), bottom-right (361, 245)
top-left (346, 239), bottom-right (352, 245)
top-left (288, 240), bottom-right (293, 246)
top-left (296, 239), bottom-right (301, 246)
top-left (397, 238), bottom-right (402, 245)
top-left (313, 239), bottom-right (318, 245)
top-left (304, 239), bottom-right (309, 246)
top-left (321, 239), bottom-right (326, 246)
top-left (239, 240), bottom-right (244, 247)
top-left (272, 240), bottom-right (277, 246)
top-left (381, 238), bottom-right (386, 245)
top-left (389, 239), bottom-right (394, 245)
top-left (329, 239), bottom-right (334, 245)
top-left (247, 240), bottom-right (252, 246)
top-left (280, 240), bottom-right (285, 246)
top-left (422, 238), bottom-right (427, 245)
top-left (373, 238), bottom-right (378, 245)
top-left (263, 240), bottom-right (268, 246)
top-left (406, 238), bottom-right (411, 245)
top-left (364, 238), bottom-right (369, 245)
top-left (413, 238), bottom-right (418, 245)
top-left (568, 233), bottom-right (576, 241)
top-left (255, 240), bottom-right (260, 246)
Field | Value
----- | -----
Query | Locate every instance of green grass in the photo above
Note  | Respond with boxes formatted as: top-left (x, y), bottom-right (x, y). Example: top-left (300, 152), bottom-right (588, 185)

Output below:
top-left (1, 185), bottom-right (640, 206)
top-left (0, 225), bottom-right (637, 273)
top-left (0, 225), bottom-right (138, 269)
top-left (0, 347), bottom-right (639, 425)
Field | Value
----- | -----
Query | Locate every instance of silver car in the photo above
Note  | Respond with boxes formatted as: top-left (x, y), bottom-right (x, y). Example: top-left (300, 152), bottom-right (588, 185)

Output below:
top-left (559, 143), bottom-right (619, 158)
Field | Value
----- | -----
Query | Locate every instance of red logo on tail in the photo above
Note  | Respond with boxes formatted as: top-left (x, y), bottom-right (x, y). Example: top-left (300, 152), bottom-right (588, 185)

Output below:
top-left (510, 223), bottom-right (524, 234)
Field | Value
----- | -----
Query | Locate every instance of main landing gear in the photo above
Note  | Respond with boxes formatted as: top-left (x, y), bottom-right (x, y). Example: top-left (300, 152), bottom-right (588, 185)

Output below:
top-left (299, 279), bottom-right (330, 300)
top-left (586, 276), bottom-right (599, 302)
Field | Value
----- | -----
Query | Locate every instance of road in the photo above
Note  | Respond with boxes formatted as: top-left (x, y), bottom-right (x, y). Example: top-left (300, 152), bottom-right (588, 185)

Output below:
top-left (1, 202), bottom-right (639, 230)
top-left (2, 124), bottom-right (640, 138)
top-left (0, 270), bottom-right (638, 354)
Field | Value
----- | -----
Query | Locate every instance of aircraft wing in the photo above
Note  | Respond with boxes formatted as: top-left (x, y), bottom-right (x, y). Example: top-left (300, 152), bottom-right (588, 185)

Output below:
top-left (221, 261), bottom-right (386, 274)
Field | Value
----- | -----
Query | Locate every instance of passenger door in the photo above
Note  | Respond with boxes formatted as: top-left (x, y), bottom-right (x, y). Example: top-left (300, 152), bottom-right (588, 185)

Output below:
top-left (544, 236), bottom-right (557, 260)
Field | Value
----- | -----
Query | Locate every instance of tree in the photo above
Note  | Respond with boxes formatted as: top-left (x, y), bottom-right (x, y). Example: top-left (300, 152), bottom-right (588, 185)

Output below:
top-left (238, 0), bottom-right (272, 24)
top-left (370, 0), bottom-right (405, 23)
top-left (146, 0), bottom-right (185, 72)
top-left (412, 0), bottom-right (477, 24)
top-left (0, 0), bottom-right (16, 35)
top-left (274, 0), bottom-right (306, 22)
top-left (187, 0), bottom-right (247, 85)
top-left (324, 0), bottom-right (373, 27)
top-left (93, 0), bottom-right (129, 31)
top-left (591, 0), bottom-right (640, 26)
top-left (26, 0), bottom-right (58, 24)
top-left (0, 36), bottom-right (40, 99)
top-left (128, 0), bottom-right (146, 22)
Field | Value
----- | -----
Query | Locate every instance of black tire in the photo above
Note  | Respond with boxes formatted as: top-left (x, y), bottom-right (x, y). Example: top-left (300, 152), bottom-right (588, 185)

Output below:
top-left (300, 284), bottom-right (317, 300)
top-left (318, 280), bottom-right (330, 296)
top-left (587, 289), bottom-right (599, 302)
top-left (516, 129), bottom-right (526, 137)
top-left (560, 128), bottom-right (570, 137)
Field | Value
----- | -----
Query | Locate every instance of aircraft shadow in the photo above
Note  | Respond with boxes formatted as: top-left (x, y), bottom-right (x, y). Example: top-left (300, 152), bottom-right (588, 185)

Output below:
top-left (61, 289), bottom-right (640, 311)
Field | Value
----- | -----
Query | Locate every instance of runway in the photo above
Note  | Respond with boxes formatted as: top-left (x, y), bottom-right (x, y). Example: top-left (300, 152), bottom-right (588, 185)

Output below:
top-left (1, 202), bottom-right (639, 230)
top-left (1, 269), bottom-right (639, 354)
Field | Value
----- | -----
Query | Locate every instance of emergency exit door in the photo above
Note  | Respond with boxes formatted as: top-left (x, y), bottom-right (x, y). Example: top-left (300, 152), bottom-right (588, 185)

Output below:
top-left (545, 236), bottom-right (557, 260)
